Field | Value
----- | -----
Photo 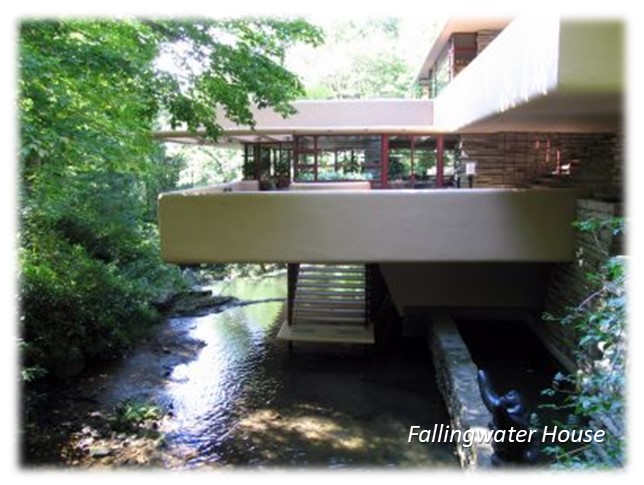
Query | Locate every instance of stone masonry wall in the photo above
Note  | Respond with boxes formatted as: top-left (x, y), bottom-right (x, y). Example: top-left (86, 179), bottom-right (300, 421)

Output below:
top-left (530, 199), bottom-right (624, 370)
top-left (460, 132), bottom-right (622, 200)
top-left (428, 311), bottom-right (494, 469)
top-left (476, 30), bottom-right (501, 54)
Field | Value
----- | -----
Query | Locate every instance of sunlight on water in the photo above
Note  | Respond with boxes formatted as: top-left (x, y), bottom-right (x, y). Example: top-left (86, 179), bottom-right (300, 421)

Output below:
top-left (208, 272), bottom-right (288, 301)
top-left (166, 305), bottom-right (284, 420)
top-left (151, 273), bottom-right (457, 467)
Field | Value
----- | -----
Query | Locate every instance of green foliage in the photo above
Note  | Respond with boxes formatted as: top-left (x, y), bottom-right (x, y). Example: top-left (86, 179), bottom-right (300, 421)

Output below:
top-left (319, 52), bottom-right (413, 99)
top-left (224, 264), bottom-right (285, 280)
top-left (115, 400), bottom-right (163, 428)
top-left (168, 145), bottom-right (243, 188)
top-left (541, 217), bottom-right (626, 468)
top-left (573, 216), bottom-right (625, 237)
top-left (293, 18), bottom-right (440, 99)
top-left (317, 171), bottom-right (366, 182)
top-left (21, 233), bottom-right (160, 376)
top-left (150, 18), bottom-right (323, 138)
top-left (19, 18), bottom-right (322, 380)
top-left (19, 20), bottom-right (159, 180)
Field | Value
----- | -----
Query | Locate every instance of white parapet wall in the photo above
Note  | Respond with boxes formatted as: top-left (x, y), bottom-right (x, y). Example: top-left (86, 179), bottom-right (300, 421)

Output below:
top-left (164, 180), bottom-right (260, 195)
top-left (289, 181), bottom-right (371, 191)
top-left (158, 188), bottom-right (586, 264)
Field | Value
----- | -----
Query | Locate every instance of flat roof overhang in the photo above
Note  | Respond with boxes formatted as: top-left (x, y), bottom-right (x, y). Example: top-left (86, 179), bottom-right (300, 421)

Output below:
top-left (155, 98), bottom-right (438, 145)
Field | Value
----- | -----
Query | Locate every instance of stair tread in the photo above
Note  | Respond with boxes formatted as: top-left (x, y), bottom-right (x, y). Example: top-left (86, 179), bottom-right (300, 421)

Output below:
top-left (300, 268), bottom-right (364, 272)
top-left (294, 307), bottom-right (364, 314)
top-left (298, 281), bottom-right (364, 286)
top-left (295, 299), bottom-right (365, 306)
top-left (298, 273), bottom-right (366, 282)
top-left (300, 264), bottom-right (364, 268)
top-left (298, 282), bottom-right (365, 289)
top-left (276, 321), bottom-right (374, 344)
top-left (294, 307), bottom-right (365, 315)
top-left (293, 315), bottom-right (366, 324)
top-left (298, 275), bottom-right (364, 280)
top-left (295, 290), bottom-right (364, 301)
top-left (296, 289), bottom-right (364, 294)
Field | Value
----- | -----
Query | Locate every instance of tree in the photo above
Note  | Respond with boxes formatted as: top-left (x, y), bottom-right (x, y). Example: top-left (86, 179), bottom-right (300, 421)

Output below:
top-left (286, 17), bottom-right (439, 99)
top-left (320, 53), bottom-right (412, 99)
top-left (18, 18), bottom-right (323, 380)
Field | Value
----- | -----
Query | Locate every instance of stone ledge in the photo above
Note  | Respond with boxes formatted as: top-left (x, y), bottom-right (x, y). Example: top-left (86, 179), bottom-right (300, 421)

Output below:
top-left (428, 310), bottom-right (494, 469)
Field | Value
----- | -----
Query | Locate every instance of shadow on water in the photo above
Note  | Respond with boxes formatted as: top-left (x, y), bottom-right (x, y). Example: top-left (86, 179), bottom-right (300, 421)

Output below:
top-left (84, 273), bottom-right (458, 468)
top-left (456, 319), bottom-right (568, 429)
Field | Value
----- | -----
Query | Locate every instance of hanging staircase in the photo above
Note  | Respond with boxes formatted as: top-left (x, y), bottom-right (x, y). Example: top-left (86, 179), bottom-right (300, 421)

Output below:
top-left (277, 264), bottom-right (375, 344)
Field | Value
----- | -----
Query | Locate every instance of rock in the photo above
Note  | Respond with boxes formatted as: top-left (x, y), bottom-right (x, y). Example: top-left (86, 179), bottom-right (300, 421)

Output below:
top-left (170, 293), bottom-right (236, 316)
top-left (89, 446), bottom-right (113, 458)
top-left (77, 437), bottom-right (93, 449)
top-left (177, 289), bottom-right (213, 299)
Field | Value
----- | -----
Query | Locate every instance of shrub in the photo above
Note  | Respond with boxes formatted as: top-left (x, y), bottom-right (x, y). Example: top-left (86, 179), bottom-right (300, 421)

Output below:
top-left (541, 217), bottom-right (626, 468)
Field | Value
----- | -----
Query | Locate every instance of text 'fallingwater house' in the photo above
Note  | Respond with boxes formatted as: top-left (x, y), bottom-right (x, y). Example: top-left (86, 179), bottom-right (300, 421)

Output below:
top-left (156, 15), bottom-right (624, 358)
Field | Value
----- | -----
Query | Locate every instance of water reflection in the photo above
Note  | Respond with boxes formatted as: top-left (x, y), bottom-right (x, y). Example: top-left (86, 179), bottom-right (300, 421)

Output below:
top-left (163, 276), bottom-right (285, 459)
top-left (158, 274), bottom-right (456, 467)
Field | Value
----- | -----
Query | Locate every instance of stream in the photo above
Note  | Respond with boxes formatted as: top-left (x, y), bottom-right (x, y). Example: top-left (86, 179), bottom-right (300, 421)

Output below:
top-left (29, 273), bottom-right (458, 469)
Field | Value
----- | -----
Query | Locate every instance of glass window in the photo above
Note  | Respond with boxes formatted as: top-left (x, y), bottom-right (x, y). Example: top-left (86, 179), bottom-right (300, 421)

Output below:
top-left (452, 33), bottom-right (477, 76)
top-left (388, 136), bottom-right (412, 181)
top-left (293, 135), bottom-right (382, 182)
top-left (412, 136), bottom-right (434, 181)
top-left (242, 144), bottom-right (256, 180)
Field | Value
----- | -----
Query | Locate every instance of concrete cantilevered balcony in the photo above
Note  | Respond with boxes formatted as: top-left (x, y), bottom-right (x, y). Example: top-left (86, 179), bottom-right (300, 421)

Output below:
top-left (158, 184), bottom-right (586, 264)
top-left (432, 16), bottom-right (623, 133)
